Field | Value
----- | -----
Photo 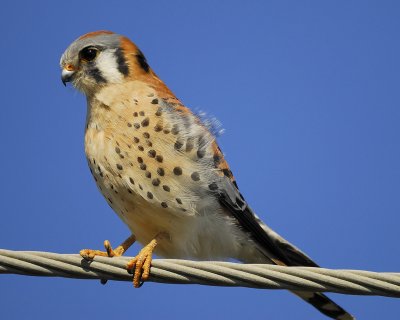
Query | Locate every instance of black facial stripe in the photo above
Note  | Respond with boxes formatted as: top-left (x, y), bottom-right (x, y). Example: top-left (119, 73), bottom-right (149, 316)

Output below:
top-left (87, 67), bottom-right (107, 84)
top-left (115, 48), bottom-right (129, 76)
top-left (136, 49), bottom-right (150, 72)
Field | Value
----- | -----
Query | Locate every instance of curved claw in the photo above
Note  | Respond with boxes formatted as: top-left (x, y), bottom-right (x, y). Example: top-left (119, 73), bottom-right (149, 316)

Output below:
top-left (126, 239), bottom-right (157, 287)
top-left (80, 234), bottom-right (136, 260)
top-left (80, 248), bottom-right (99, 260)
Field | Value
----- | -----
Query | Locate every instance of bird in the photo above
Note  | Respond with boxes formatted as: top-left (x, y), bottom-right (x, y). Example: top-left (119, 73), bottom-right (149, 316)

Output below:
top-left (60, 30), bottom-right (354, 320)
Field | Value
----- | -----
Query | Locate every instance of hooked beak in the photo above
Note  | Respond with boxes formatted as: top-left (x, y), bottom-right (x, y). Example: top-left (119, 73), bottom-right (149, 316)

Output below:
top-left (61, 66), bottom-right (76, 86)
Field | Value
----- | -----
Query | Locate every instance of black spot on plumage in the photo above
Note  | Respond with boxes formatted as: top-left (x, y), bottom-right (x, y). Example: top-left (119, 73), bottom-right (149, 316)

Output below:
top-left (161, 202), bottom-right (168, 208)
top-left (114, 47), bottom-right (129, 76)
top-left (154, 123), bottom-right (163, 132)
top-left (141, 117), bottom-right (150, 127)
top-left (148, 150), bottom-right (156, 158)
top-left (87, 67), bottom-right (107, 84)
top-left (191, 172), bottom-right (200, 181)
top-left (136, 49), bottom-right (150, 72)
top-left (222, 168), bottom-right (233, 178)
top-left (173, 167), bottom-right (182, 175)
top-left (174, 139), bottom-right (184, 150)
top-left (208, 182), bottom-right (218, 191)
top-left (155, 108), bottom-right (162, 116)
top-left (213, 154), bottom-right (221, 166)
top-left (197, 149), bottom-right (206, 159)
top-left (157, 167), bottom-right (165, 176)
top-left (151, 98), bottom-right (159, 104)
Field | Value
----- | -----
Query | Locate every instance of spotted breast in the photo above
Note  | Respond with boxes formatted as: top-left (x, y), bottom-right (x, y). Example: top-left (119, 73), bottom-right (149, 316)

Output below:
top-left (84, 80), bottom-right (251, 260)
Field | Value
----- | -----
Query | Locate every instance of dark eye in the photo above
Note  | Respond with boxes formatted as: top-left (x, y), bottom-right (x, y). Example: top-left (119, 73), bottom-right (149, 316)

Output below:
top-left (79, 47), bottom-right (99, 62)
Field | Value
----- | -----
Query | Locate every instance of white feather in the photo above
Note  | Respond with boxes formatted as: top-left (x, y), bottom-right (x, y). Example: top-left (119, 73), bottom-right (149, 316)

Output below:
top-left (96, 50), bottom-right (123, 83)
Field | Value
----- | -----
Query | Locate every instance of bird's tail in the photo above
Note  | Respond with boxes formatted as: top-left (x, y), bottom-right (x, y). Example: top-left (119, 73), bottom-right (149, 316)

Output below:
top-left (292, 291), bottom-right (354, 320)
top-left (217, 182), bottom-right (354, 319)
top-left (236, 206), bottom-right (355, 319)
top-left (257, 219), bottom-right (355, 319)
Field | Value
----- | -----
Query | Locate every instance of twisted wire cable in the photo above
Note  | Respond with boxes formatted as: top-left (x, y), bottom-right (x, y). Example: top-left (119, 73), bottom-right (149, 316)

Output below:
top-left (1, 249), bottom-right (399, 297)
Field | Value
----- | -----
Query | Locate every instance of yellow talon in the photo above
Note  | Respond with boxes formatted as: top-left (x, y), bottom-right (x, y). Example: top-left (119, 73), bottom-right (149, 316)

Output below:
top-left (126, 239), bottom-right (158, 288)
top-left (80, 234), bottom-right (136, 260)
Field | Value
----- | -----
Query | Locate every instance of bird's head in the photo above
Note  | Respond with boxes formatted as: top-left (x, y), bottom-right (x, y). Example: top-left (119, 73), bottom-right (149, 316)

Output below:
top-left (60, 31), bottom-right (151, 95)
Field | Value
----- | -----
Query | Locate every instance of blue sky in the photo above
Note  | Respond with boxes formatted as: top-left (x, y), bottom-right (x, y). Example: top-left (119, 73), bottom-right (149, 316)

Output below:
top-left (1, 1), bottom-right (399, 319)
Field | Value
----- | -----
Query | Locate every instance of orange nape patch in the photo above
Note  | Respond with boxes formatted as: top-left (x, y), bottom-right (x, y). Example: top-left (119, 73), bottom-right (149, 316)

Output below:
top-left (119, 36), bottom-right (152, 77)
top-left (79, 30), bottom-right (115, 40)
top-left (119, 36), bottom-right (141, 56)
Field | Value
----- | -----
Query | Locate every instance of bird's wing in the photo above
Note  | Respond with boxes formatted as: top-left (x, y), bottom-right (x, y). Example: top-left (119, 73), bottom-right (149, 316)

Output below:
top-left (215, 173), bottom-right (318, 266)
top-left (151, 99), bottom-right (353, 319)
top-left (211, 161), bottom-right (354, 320)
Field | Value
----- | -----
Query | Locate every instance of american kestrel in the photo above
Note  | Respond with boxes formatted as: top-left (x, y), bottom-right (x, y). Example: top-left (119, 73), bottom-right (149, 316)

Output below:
top-left (60, 31), bottom-right (353, 320)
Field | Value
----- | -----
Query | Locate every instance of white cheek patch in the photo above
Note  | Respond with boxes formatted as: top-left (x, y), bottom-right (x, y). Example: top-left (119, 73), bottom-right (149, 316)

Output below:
top-left (96, 50), bottom-right (124, 83)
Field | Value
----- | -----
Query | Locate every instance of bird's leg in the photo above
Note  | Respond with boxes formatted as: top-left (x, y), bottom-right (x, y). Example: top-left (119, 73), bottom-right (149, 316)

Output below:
top-left (80, 234), bottom-right (137, 259)
top-left (127, 232), bottom-right (168, 288)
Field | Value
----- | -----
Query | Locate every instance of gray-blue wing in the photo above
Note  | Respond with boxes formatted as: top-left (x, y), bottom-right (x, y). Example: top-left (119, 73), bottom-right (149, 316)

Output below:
top-left (213, 175), bottom-right (354, 320)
